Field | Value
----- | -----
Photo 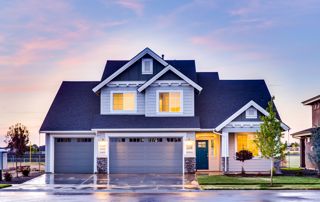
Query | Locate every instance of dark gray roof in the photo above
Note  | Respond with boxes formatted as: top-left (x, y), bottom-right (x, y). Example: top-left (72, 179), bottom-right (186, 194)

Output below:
top-left (101, 60), bottom-right (198, 82)
top-left (291, 127), bottom-right (320, 137)
top-left (40, 69), bottom-right (280, 131)
top-left (195, 72), bottom-right (277, 129)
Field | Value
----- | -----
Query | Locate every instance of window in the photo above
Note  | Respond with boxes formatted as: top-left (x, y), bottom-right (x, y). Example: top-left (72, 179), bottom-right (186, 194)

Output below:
top-left (245, 108), bottom-right (257, 119)
top-left (158, 91), bottom-right (182, 113)
top-left (129, 138), bottom-right (145, 142)
top-left (111, 91), bottom-right (136, 112)
top-left (236, 134), bottom-right (259, 157)
top-left (167, 138), bottom-right (182, 142)
top-left (148, 138), bottom-right (162, 142)
top-left (110, 138), bottom-right (126, 142)
top-left (56, 138), bottom-right (71, 143)
top-left (142, 58), bottom-right (153, 74)
top-left (77, 138), bottom-right (92, 142)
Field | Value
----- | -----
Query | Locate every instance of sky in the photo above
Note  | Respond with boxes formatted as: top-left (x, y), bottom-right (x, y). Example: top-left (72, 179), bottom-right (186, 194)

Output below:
top-left (0, 0), bottom-right (319, 146)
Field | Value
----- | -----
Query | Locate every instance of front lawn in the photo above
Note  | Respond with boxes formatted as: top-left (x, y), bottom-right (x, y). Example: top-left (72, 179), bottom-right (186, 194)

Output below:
top-left (197, 175), bottom-right (320, 190)
top-left (0, 184), bottom-right (11, 189)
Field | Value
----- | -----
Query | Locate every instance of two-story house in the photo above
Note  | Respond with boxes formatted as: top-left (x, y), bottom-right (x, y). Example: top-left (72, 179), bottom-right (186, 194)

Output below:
top-left (292, 95), bottom-right (320, 169)
top-left (40, 48), bottom-right (289, 174)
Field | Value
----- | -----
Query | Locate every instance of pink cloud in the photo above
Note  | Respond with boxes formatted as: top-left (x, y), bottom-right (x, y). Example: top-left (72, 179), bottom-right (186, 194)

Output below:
top-left (115, 0), bottom-right (144, 16)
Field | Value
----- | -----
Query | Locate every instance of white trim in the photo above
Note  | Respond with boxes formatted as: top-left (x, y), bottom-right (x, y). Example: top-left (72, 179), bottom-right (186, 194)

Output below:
top-left (142, 58), bottom-right (153, 74)
top-left (40, 130), bottom-right (94, 133)
top-left (93, 136), bottom-right (98, 173)
top-left (47, 134), bottom-right (96, 173)
top-left (215, 100), bottom-right (290, 132)
top-left (92, 128), bottom-right (207, 132)
top-left (93, 48), bottom-right (168, 93)
top-left (138, 65), bottom-right (202, 92)
top-left (156, 90), bottom-right (184, 115)
top-left (110, 90), bottom-right (137, 114)
top-left (302, 95), bottom-right (320, 105)
top-left (225, 121), bottom-right (263, 128)
top-left (107, 81), bottom-right (145, 87)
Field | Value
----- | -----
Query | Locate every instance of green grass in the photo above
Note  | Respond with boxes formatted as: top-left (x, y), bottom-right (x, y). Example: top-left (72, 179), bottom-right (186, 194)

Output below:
top-left (0, 184), bottom-right (11, 189)
top-left (201, 184), bottom-right (320, 190)
top-left (281, 167), bottom-right (303, 171)
top-left (197, 175), bottom-right (320, 185)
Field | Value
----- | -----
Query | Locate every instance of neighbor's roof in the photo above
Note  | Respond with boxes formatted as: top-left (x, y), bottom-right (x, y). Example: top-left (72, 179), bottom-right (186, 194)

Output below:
top-left (302, 95), bottom-right (320, 105)
top-left (291, 127), bottom-right (320, 138)
top-left (40, 72), bottom-right (279, 131)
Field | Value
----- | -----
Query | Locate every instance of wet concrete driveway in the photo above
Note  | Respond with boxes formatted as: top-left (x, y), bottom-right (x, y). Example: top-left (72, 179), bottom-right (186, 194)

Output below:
top-left (4, 174), bottom-right (199, 192)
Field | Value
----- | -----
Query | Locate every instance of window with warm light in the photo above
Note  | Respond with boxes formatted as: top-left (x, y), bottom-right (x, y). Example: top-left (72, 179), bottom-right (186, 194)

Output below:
top-left (158, 91), bottom-right (182, 113)
top-left (112, 92), bottom-right (136, 112)
top-left (236, 134), bottom-right (259, 157)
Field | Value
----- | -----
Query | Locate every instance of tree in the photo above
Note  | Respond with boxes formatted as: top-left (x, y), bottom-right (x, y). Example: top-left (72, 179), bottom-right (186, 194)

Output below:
top-left (236, 150), bottom-right (253, 175)
top-left (254, 97), bottom-right (283, 186)
top-left (5, 123), bottom-right (30, 177)
top-left (308, 127), bottom-right (320, 176)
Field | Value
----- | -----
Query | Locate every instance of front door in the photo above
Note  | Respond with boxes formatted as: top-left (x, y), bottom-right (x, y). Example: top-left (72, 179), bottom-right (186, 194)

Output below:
top-left (196, 140), bottom-right (208, 170)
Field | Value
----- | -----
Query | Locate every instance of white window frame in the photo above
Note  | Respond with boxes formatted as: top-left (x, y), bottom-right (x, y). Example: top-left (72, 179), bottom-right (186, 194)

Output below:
top-left (156, 90), bottom-right (183, 115)
top-left (234, 133), bottom-right (261, 159)
top-left (110, 91), bottom-right (137, 113)
top-left (142, 58), bottom-right (153, 75)
top-left (245, 108), bottom-right (258, 119)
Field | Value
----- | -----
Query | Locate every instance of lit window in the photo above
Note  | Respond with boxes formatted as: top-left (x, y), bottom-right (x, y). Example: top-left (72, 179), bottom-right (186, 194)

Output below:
top-left (236, 134), bottom-right (259, 157)
top-left (142, 58), bottom-right (153, 74)
top-left (112, 92), bottom-right (136, 111)
top-left (158, 92), bottom-right (181, 113)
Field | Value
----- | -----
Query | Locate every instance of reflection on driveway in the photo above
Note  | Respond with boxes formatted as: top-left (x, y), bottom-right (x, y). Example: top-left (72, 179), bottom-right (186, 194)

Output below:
top-left (5, 174), bottom-right (199, 192)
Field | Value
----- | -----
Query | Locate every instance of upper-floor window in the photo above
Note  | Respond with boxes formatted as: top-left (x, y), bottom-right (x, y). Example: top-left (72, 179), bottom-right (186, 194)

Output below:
top-left (111, 91), bottom-right (136, 112)
top-left (245, 108), bottom-right (257, 119)
top-left (157, 90), bottom-right (183, 113)
top-left (142, 58), bottom-right (153, 74)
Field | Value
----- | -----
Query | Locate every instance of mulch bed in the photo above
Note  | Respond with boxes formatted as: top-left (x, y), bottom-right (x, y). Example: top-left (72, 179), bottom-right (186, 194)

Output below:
top-left (0, 172), bottom-right (44, 184)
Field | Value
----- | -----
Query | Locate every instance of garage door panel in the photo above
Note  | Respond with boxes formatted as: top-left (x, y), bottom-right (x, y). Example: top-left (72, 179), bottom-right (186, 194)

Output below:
top-left (110, 137), bottom-right (182, 174)
top-left (54, 138), bottom-right (93, 173)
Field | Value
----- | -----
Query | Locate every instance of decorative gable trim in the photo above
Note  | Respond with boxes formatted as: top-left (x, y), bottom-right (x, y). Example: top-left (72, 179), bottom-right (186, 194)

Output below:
top-left (93, 47), bottom-right (168, 93)
top-left (215, 100), bottom-right (290, 132)
top-left (137, 65), bottom-right (203, 92)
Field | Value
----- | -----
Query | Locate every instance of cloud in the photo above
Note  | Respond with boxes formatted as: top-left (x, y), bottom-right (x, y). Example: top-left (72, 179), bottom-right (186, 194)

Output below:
top-left (115, 0), bottom-right (144, 16)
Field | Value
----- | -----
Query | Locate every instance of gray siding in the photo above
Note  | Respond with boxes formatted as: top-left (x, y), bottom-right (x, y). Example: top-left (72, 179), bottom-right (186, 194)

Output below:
top-left (145, 85), bottom-right (194, 117)
top-left (101, 86), bottom-right (145, 115)
top-left (228, 133), bottom-right (271, 172)
top-left (45, 133), bottom-right (50, 172)
top-left (233, 107), bottom-right (263, 122)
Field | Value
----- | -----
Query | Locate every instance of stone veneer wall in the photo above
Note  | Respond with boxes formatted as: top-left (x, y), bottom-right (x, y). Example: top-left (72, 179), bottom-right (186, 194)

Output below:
top-left (184, 157), bottom-right (196, 173)
top-left (97, 157), bottom-right (108, 173)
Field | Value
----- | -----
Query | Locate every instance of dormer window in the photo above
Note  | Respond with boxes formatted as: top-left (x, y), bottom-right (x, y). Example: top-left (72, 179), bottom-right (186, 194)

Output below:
top-left (142, 58), bottom-right (153, 74)
top-left (245, 108), bottom-right (257, 119)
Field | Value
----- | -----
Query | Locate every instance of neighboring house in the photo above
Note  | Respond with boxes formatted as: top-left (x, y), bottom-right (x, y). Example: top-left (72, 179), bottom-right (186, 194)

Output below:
top-left (292, 95), bottom-right (320, 169)
top-left (40, 48), bottom-right (289, 174)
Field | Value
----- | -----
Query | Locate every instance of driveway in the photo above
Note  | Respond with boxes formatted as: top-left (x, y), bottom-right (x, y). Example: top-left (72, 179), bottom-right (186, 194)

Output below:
top-left (4, 174), bottom-right (199, 192)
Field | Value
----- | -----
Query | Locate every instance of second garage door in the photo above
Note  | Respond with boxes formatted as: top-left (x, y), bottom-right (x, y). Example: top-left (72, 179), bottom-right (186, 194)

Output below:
top-left (109, 137), bottom-right (183, 174)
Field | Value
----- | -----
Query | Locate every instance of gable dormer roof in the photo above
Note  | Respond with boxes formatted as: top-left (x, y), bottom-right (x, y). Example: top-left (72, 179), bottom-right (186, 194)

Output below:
top-left (93, 47), bottom-right (168, 93)
top-left (138, 65), bottom-right (203, 92)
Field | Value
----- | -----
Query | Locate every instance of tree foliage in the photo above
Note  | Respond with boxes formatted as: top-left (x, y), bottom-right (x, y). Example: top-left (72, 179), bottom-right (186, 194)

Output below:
top-left (309, 127), bottom-right (320, 175)
top-left (254, 97), bottom-right (284, 185)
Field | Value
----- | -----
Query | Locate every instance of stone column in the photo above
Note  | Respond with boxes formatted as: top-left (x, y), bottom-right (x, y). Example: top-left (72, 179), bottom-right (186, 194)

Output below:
top-left (97, 157), bottom-right (108, 173)
top-left (184, 157), bottom-right (196, 173)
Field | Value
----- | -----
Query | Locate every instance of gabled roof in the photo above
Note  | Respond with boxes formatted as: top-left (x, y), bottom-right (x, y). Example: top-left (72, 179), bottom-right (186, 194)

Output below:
top-left (291, 127), bottom-right (319, 138)
top-left (137, 65), bottom-right (203, 92)
top-left (214, 100), bottom-right (290, 131)
top-left (93, 47), bottom-right (168, 93)
top-left (302, 95), bottom-right (320, 105)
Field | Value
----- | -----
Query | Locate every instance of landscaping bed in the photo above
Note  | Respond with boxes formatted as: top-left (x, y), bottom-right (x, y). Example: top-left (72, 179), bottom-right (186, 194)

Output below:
top-left (197, 175), bottom-right (320, 190)
top-left (0, 172), bottom-right (44, 184)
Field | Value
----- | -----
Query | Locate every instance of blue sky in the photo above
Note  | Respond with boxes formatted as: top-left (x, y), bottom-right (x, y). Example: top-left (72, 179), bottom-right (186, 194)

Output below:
top-left (0, 0), bottom-right (319, 145)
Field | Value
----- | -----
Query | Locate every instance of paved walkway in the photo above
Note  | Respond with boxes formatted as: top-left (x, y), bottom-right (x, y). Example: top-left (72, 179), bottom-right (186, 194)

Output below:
top-left (3, 174), bottom-right (199, 192)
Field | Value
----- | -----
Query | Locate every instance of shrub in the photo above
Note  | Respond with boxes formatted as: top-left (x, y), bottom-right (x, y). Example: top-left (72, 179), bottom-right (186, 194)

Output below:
top-left (22, 168), bottom-right (30, 177)
top-left (4, 172), bottom-right (12, 181)
top-left (236, 150), bottom-right (253, 175)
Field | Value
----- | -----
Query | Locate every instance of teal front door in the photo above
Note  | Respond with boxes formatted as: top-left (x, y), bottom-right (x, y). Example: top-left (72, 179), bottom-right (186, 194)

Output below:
top-left (196, 140), bottom-right (208, 170)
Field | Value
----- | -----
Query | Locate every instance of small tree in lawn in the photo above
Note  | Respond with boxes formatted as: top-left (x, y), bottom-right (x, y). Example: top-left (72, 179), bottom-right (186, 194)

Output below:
top-left (254, 97), bottom-right (283, 186)
top-left (236, 150), bottom-right (253, 175)
top-left (5, 123), bottom-right (30, 177)
top-left (308, 127), bottom-right (320, 176)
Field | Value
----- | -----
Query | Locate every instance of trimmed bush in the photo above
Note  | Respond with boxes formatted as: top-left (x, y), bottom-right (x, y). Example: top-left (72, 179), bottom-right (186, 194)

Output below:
top-left (22, 168), bottom-right (30, 177)
top-left (4, 172), bottom-right (12, 181)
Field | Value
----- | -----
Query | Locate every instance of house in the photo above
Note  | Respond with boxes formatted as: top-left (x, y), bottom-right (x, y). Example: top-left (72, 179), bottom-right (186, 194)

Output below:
top-left (291, 95), bottom-right (320, 169)
top-left (40, 48), bottom-right (289, 174)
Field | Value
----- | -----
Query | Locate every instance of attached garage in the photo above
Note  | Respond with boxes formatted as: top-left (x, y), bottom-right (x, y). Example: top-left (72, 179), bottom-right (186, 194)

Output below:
top-left (54, 138), bottom-right (94, 173)
top-left (109, 137), bottom-right (183, 174)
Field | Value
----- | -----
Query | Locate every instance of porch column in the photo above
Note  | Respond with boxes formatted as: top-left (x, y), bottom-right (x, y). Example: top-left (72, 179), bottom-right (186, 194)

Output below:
top-left (221, 131), bottom-right (229, 172)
